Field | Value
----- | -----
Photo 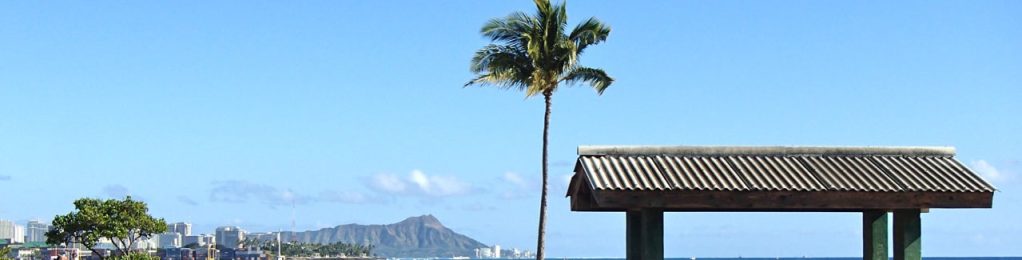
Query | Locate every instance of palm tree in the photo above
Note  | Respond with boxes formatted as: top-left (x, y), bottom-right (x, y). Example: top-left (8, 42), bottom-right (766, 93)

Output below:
top-left (465, 1), bottom-right (613, 259)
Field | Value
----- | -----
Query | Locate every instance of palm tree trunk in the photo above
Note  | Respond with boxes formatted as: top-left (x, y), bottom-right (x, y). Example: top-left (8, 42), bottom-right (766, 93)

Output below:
top-left (536, 91), bottom-right (552, 260)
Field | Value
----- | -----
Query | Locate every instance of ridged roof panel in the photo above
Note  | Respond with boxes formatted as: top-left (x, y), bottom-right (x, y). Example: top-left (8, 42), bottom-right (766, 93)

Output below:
top-left (871, 156), bottom-right (994, 192)
top-left (801, 156), bottom-right (902, 192)
top-left (576, 146), bottom-right (994, 193)
top-left (727, 156), bottom-right (826, 191)
top-left (654, 155), bottom-right (749, 191)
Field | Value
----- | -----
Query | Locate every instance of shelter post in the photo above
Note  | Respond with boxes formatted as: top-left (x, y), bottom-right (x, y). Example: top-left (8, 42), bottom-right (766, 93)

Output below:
top-left (862, 211), bottom-right (888, 260)
top-left (626, 209), bottom-right (663, 260)
top-left (894, 209), bottom-right (922, 260)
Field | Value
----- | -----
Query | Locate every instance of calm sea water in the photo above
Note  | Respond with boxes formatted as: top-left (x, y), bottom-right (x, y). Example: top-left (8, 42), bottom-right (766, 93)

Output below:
top-left (544, 258), bottom-right (1022, 260)
top-left (415, 258), bottom-right (1022, 260)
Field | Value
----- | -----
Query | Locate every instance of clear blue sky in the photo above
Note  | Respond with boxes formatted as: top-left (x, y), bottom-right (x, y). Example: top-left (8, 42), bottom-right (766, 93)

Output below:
top-left (1, 0), bottom-right (1020, 257)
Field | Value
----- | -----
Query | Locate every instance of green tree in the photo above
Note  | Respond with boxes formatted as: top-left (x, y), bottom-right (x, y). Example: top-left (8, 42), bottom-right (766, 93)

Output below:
top-left (45, 196), bottom-right (167, 260)
top-left (465, 1), bottom-right (612, 259)
top-left (0, 246), bottom-right (12, 260)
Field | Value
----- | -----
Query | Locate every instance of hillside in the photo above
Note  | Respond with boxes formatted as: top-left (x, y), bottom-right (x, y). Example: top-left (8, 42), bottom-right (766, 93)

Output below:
top-left (283, 215), bottom-right (488, 257)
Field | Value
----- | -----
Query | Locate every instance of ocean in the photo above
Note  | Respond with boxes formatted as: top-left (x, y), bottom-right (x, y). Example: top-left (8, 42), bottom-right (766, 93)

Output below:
top-left (408, 258), bottom-right (1022, 260)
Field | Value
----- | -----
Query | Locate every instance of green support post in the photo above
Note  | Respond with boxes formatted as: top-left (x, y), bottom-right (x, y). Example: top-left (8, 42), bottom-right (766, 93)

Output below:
top-left (626, 209), bottom-right (664, 260)
top-left (894, 209), bottom-right (922, 260)
top-left (641, 209), bottom-right (664, 260)
top-left (627, 211), bottom-right (641, 260)
top-left (863, 211), bottom-right (888, 260)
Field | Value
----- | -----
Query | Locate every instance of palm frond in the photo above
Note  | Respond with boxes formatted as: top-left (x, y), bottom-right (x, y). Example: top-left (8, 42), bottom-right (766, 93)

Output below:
top-left (465, 69), bottom-right (529, 91)
top-left (569, 17), bottom-right (610, 53)
top-left (466, 44), bottom-right (532, 90)
top-left (481, 12), bottom-right (537, 44)
top-left (469, 0), bottom-right (612, 99)
top-left (469, 44), bottom-right (529, 73)
top-left (560, 66), bottom-right (613, 94)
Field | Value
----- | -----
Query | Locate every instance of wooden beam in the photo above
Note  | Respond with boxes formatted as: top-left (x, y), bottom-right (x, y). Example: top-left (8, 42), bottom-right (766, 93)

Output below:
top-left (894, 209), bottom-right (921, 260)
top-left (573, 190), bottom-right (993, 212)
top-left (863, 211), bottom-right (888, 260)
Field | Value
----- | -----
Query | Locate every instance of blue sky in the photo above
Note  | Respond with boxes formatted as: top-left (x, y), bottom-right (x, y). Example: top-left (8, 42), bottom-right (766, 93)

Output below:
top-left (1, 0), bottom-right (1020, 257)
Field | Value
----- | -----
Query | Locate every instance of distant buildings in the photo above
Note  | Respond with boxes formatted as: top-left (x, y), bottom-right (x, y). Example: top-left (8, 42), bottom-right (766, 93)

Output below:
top-left (183, 234), bottom-right (214, 247)
top-left (215, 226), bottom-right (246, 249)
top-left (157, 222), bottom-right (192, 249)
top-left (25, 220), bottom-right (52, 243)
top-left (475, 245), bottom-right (532, 259)
top-left (167, 222), bottom-right (192, 237)
top-left (245, 232), bottom-right (276, 244)
top-left (158, 232), bottom-right (183, 249)
top-left (474, 247), bottom-right (492, 258)
top-left (0, 219), bottom-right (26, 244)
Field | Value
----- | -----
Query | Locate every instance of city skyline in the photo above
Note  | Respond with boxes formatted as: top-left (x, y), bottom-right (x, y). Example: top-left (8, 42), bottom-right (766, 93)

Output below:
top-left (2, 0), bottom-right (1020, 258)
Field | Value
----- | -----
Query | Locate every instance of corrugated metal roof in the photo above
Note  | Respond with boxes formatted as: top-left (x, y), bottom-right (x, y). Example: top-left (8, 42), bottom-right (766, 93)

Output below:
top-left (575, 146), bottom-right (994, 193)
top-left (801, 156), bottom-right (902, 192)
top-left (655, 155), bottom-right (748, 191)
top-left (871, 156), bottom-right (993, 192)
top-left (728, 156), bottom-right (826, 191)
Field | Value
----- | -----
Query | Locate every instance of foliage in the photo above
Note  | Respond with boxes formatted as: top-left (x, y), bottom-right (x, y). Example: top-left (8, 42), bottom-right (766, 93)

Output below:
top-left (466, 0), bottom-right (613, 96)
top-left (0, 246), bottom-right (11, 260)
top-left (45, 196), bottom-right (167, 260)
top-left (466, 1), bottom-right (612, 260)
top-left (242, 238), bottom-right (372, 257)
top-left (108, 252), bottom-right (158, 260)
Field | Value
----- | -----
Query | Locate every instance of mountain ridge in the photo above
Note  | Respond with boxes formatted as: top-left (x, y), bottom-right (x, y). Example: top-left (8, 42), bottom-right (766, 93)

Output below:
top-left (283, 215), bottom-right (488, 258)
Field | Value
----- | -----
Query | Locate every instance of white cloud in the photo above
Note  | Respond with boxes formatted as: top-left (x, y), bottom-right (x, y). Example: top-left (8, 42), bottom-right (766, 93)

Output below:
top-left (424, 174), bottom-right (472, 196)
top-left (503, 172), bottom-right (529, 188)
top-left (371, 173), bottom-right (407, 193)
top-left (209, 180), bottom-right (375, 206)
top-left (499, 172), bottom-right (538, 200)
top-left (368, 170), bottom-right (474, 197)
top-left (209, 180), bottom-right (300, 205)
top-left (971, 160), bottom-right (1005, 182)
top-left (410, 170), bottom-right (431, 191)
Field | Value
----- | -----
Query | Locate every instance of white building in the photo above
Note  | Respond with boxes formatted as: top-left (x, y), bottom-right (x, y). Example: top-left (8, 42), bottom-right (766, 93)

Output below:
top-left (26, 220), bottom-right (52, 243)
top-left (493, 245), bottom-right (501, 258)
top-left (183, 234), bottom-right (214, 247)
top-left (158, 232), bottom-right (182, 248)
top-left (474, 248), bottom-right (491, 258)
top-left (215, 226), bottom-right (245, 249)
top-left (167, 222), bottom-right (191, 236)
top-left (0, 220), bottom-right (25, 243)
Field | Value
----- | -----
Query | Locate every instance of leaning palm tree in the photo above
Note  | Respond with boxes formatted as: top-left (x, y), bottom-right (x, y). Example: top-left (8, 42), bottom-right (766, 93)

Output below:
top-left (465, 1), bottom-right (612, 259)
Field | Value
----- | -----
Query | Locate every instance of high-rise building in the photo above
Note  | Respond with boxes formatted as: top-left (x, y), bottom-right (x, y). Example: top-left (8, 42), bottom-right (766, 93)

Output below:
top-left (493, 245), bottom-right (501, 258)
top-left (0, 220), bottom-right (25, 244)
top-left (158, 232), bottom-right (182, 248)
top-left (183, 235), bottom-right (202, 247)
top-left (167, 222), bottom-right (192, 236)
top-left (215, 226), bottom-right (245, 249)
top-left (25, 220), bottom-right (52, 243)
top-left (183, 234), bottom-right (216, 247)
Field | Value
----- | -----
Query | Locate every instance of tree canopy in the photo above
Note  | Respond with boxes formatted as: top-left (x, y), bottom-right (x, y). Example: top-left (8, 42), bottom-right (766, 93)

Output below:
top-left (45, 196), bottom-right (167, 260)
top-left (242, 237), bottom-right (373, 258)
top-left (466, 0), bottom-right (613, 96)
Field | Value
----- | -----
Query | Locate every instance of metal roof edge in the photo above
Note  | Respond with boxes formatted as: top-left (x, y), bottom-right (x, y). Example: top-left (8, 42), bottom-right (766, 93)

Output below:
top-left (577, 145), bottom-right (956, 157)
